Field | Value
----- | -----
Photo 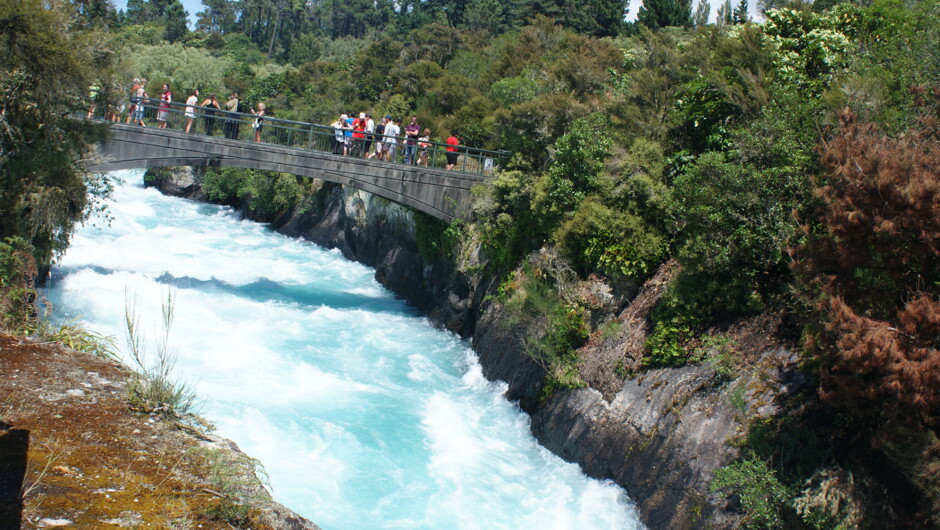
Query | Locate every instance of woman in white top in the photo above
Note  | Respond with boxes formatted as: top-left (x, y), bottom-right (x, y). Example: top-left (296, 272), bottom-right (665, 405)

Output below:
top-left (184, 89), bottom-right (199, 133)
top-left (250, 102), bottom-right (265, 143)
top-left (383, 118), bottom-right (400, 162)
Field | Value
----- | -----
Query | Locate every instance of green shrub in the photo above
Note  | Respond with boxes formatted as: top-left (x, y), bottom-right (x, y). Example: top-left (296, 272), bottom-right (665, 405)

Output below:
top-left (197, 446), bottom-right (269, 527)
top-left (644, 320), bottom-right (695, 367)
top-left (555, 199), bottom-right (667, 279)
top-left (503, 266), bottom-right (589, 389)
top-left (540, 112), bottom-right (612, 217)
top-left (198, 167), bottom-right (309, 220)
top-left (711, 456), bottom-right (792, 529)
top-left (472, 170), bottom-right (546, 271)
top-left (124, 291), bottom-right (197, 418)
top-left (0, 237), bottom-right (38, 333)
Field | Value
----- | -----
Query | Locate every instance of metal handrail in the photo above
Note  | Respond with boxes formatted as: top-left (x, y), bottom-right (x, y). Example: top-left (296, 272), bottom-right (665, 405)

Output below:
top-left (103, 97), bottom-right (508, 176)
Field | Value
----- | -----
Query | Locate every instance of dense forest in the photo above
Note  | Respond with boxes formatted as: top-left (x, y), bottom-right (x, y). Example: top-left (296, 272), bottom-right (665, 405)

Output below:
top-left (2, 0), bottom-right (939, 526)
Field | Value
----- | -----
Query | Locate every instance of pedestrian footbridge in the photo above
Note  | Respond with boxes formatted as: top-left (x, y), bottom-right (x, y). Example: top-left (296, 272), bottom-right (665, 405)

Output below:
top-left (88, 104), bottom-right (505, 222)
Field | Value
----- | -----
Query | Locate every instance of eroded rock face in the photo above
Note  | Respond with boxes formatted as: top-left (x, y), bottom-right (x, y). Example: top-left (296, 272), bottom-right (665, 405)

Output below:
top-left (144, 166), bottom-right (206, 201)
top-left (532, 368), bottom-right (740, 528)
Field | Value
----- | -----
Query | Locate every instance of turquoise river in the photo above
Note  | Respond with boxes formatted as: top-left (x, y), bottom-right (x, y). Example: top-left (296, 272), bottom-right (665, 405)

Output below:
top-left (44, 170), bottom-right (643, 530)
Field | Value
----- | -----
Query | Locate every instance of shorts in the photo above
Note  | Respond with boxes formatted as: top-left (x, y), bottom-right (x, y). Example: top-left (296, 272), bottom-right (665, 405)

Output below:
top-left (375, 142), bottom-right (384, 154)
top-left (156, 110), bottom-right (168, 122)
top-left (134, 107), bottom-right (144, 121)
top-left (185, 111), bottom-right (196, 119)
top-left (385, 143), bottom-right (397, 160)
top-left (446, 152), bottom-right (458, 165)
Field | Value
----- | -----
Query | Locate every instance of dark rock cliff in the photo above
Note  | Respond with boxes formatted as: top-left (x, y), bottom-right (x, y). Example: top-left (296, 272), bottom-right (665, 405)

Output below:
top-left (147, 169), bottom-right (804, 529)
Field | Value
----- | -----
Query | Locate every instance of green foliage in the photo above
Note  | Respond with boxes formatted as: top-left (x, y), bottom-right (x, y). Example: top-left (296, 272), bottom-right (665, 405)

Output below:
top-left (555, 200), bottom-right (666, 279)
top-left (0, 237), bottom-right (38, 333)
top-left (0, 0), bottom-right (110, 269)
top-left (541, 113), bottom-right (612, 216)
top-left (124, 42), bottom-right (233, 95)
top-left (671, 93), bottom-right (819, 312)
top-left (198, 167), bottom-right (309, 220)
top-left (197, 447), bottom-right (269, 527)
top-left (637, 0), bottom-right (693, 29)
top-left (163, 0), bottom-right (189, 43)
top-left (124, 290), bottom-right (197, 418)
top-left (711, 456), bottom-right (792, 529)
top-left (40, 319), bottom-right (117, 361)
top-left (671, 78), bottom-right (739, 154)
top-left (244, 72), bottom-right (285, 106)
top-left (645, 321), bottom-right (694, 366)
top-left (414, 214), bottom-right (463, 263)
top-left (113, 21), bottom-right (166, 46)
top-left (503, 267), bottom-right (588, 388)
top-left (472, 170), bottom-right (545, 271)
top-left (287, 33), bottom-right (322, 66)
top-left (762, 7), bottom-right (856, 95)
top-left (491, 75), bottom-right (538, 107)
top-left (695, 335), bottom-right (738, 379)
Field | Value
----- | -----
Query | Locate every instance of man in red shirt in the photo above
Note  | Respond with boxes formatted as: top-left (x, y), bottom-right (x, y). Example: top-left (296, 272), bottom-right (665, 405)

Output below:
top-left (445, 131), bottom-right (459, 170)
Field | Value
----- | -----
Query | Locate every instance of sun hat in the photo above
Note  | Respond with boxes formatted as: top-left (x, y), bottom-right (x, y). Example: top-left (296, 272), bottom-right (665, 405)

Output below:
top-left (340, 114), bottom-right (348, 119)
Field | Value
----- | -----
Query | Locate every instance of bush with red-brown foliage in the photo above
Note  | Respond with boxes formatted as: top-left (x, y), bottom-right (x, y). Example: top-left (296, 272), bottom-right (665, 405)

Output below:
top-left (795, 93), bottom-right (940, 427)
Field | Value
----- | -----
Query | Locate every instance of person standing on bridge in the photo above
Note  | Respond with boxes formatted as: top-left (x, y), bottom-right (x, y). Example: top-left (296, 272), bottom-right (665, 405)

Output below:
top-left (200, 93), bottom-right (221, 136)
top-left (126, 78), bottom-right (141, 124)
top-left (130, 80), bottom-right (147, 126)
top-left (250, 103), bottom-right (265, 143)
top-left (184, 89), bottom-right (199, 133)
top-left (404, 116), bottom-right (420, 165)
top-left (363, 114), bottom-right (375, 159)
top-left (331, 114), bottom-right (347, 155)
top-left (224, 93), bottom-right (239, 139)
top-left (445, 131), bottom-right (460, 170)
top-left (350, 113), bottom-right (366, 157)
top-left (417, 129), bottom-right (431, 167)
top-left (156, 83), bottom-right (171, 129)
top-left (383, 117), bottom-right (400, 163)
top-left (370, 116), bottom-right (386, 160)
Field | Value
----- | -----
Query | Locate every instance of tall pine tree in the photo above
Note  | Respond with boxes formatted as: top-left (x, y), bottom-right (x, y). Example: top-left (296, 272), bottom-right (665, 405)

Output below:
top-left (732, 0), bottom-right (748, 24)
top-left (164, 0), bottom-right (189, 43)
top-left (637, 0), bottom-right (692, 29)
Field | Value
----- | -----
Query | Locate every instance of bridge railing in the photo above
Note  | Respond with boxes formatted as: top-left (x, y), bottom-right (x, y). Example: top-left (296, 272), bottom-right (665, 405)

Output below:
top-left (102, 98), bottom-right (507, 176)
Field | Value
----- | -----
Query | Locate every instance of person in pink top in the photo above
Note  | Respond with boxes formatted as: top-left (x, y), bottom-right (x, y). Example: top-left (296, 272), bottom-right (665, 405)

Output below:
top-left (156, 83), bottom-right (171, 129)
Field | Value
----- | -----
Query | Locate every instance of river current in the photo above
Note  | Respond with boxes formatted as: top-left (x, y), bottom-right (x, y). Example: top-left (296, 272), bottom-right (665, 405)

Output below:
top-left (44, 170), bottom-right (642, 529)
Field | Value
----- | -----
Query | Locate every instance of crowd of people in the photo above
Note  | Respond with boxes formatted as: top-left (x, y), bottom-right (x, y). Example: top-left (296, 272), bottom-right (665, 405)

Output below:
top-left (122, 80), bottom-right (267, 142)
top-left (329, 113), bottom-right (462, 170)
top-left (98, 78), bottom-right (465, 170)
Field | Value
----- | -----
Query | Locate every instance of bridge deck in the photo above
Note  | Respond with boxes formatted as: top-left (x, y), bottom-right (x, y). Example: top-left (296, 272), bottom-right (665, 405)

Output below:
top-left (90, 124), bottom-right (490, 222)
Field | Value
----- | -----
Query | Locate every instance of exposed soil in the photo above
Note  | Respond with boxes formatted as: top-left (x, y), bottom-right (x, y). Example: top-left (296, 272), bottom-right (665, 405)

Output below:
top-left (0, 334), bottom-right (318, 529)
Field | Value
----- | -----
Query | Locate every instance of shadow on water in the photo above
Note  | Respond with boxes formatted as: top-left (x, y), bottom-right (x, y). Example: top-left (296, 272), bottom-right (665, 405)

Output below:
top-left (44, 266), bottom-right (417, 317)
top-left (0, 425), bottom-right (28, 529)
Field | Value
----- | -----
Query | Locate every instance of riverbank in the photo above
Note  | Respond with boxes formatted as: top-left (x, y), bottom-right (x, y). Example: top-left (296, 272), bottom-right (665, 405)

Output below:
top-left (0, 333), bottom-right (318, 529)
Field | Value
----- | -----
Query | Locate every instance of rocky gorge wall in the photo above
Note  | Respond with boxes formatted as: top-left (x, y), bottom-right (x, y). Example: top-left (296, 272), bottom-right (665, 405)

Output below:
top-left (149, 168), bottom-right (806, 529)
